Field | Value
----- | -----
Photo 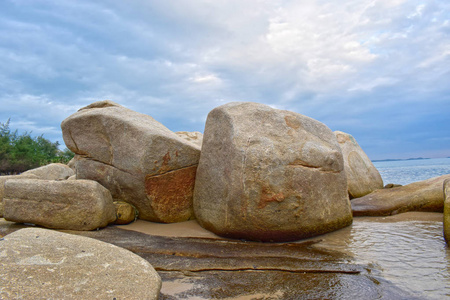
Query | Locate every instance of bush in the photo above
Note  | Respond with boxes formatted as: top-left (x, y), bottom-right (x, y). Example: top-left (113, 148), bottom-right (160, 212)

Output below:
top-left (0, 119), bottom-right (74, 174)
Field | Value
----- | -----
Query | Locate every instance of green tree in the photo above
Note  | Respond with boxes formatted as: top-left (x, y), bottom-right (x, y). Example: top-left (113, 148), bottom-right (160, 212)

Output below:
top-left (0, 119), bottom-right (74, 174)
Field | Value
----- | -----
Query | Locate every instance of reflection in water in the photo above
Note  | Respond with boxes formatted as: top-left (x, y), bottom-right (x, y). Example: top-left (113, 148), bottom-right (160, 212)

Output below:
top-left (316, 214), bottom-right (450, 299)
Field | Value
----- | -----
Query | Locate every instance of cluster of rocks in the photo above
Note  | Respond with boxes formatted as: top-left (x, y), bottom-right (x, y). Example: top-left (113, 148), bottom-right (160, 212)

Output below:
top-left (0, 101), bottom-right (355, 241)
top-left (1, 100), bottom-right (449, 242)
top-left (2, 100), bottom-right (449, 241)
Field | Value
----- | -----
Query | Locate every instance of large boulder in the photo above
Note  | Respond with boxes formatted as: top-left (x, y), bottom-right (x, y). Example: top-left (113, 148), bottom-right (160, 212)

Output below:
top-left (176, 131), bottom-right (204, 148)
top-left (21, 163), bottom-right (74, 180)
top-left (0, 174), bottom-right (38, 218)
top-left (3, 179), bottom-right (116, 230)
top-left (444, 179), bottom-right (450, 244)
top-left (334, 131), bottom-right (383, 198)
top-left (352, 174), bottom-right (450, 216)
top-left (193, 102), bottom-right (352, 242)
top-left (0, 228), bottom-right (161, 299)
top-left (61, 100), bottom-right (201, 223)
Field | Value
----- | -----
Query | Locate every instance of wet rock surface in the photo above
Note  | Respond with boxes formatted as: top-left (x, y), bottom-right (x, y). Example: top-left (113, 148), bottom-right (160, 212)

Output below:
top-left (158, 270), bottom-right (417, 300)
top-left (0, 220), bottom-right (418, 299)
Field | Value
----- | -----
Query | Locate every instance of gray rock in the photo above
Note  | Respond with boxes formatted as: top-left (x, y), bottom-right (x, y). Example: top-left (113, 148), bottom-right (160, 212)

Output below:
top-left (444, 179), bottom-right (450, 244)
top-left (176, 131), bottom-right (204, 148)
top-left (352, 174), bottom-right (450, 216)
top-left (193, 102), bottom-right (352, 242)
top-left (21, 163), bottom-right (74, 180)
top-left (0, 228), bottom-right (161, 299)
top-left (61, 100), bottom-right (201, 223)
top-left (3, 179), bottom-right (116, 230)
top-left (334, 131), bottom-right (383, 198)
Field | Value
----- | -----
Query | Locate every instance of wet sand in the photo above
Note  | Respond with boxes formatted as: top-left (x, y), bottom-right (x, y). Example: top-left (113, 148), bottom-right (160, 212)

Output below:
top-left (118, 211), bottom-right (443, 238)
top-left (119, 218), bottom-right (222, 239)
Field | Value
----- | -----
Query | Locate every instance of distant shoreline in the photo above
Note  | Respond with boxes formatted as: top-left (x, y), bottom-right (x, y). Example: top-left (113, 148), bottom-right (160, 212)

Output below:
top-left (372, 157), bottom-right (432, 162)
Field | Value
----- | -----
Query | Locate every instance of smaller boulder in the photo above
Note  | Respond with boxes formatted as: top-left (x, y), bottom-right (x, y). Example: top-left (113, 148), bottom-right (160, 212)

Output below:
top-left (352, 175), bottom-right (450, 216)
top-left (176, 131), bottom-right (204, 148)
top-left (113, 201), bottom-right (138, 225)
top-left (3, 179), bottom-right (116, 230)
top-left (21, 163), bottom-right (74, 180)
top-left (444, 179), bottom-right (450, 244)
top-left (334, 131), bottom-right (383, 198)
top-left (0, 228), bottom-right (161, 299)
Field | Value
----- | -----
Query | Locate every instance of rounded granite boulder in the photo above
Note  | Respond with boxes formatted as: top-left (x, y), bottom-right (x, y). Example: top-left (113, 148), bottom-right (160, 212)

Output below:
top-left (193, 102), bottom-right (352, 242)
top-left (0, 228), bottom-right (161, 299)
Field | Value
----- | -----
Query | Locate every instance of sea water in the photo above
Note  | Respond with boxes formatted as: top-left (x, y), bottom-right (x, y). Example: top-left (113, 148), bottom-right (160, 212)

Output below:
top-left (373, 157), bottom-right (450, 186)
top-left (335, 157), bottom-right (450, 299)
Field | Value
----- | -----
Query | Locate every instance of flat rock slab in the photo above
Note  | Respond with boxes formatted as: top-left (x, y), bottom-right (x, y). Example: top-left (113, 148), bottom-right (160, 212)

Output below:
top-left (159, 270), bottom-right (419, 300)
top-left (352, 175), bottom-right (450, 216)
top-left (0, 228), bottom-right (161, 300)
top-left (0, 221), bottom-right (418, 299)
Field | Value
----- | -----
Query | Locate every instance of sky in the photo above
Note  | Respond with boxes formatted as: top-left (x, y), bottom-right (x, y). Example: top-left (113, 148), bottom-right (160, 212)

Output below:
top-left (0, 0), bottom-right (449, 160)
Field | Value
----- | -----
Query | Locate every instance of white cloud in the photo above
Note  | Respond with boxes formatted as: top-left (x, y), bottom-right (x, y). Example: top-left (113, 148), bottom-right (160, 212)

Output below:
top-left (348, 77), bottom-right (400, 92)
top-left (189, 74), bottom-right (222, 84)
top-left (0, 0), bottom-right (449, 158)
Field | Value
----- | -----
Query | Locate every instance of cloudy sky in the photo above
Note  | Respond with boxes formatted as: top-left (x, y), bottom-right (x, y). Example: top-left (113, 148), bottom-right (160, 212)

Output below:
top-left (1, 0), bottom-right (449, 160)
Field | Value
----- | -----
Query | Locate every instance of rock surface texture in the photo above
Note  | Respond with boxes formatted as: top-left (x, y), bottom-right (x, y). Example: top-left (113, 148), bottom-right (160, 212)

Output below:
top-left (3, 179), bottom-right (116, 230)
top-left (21, 163), bottom-right (74, 180)
top-left (0, 174), bottom-right (38, 217)
top-left (176, 131), bottom-right (204, 148)
top-left (444, 179), bottom-right (450, 244)
top-left (0, 228), bottom-right (161, 299)
top-left (61, 100), bottom-right (201, 223)
top-left (193, 102), bottom-right (352, 242)
top-left (352, 175), bottom-right (450, 216)
top-left (334, 131), bottom-right (383, 198)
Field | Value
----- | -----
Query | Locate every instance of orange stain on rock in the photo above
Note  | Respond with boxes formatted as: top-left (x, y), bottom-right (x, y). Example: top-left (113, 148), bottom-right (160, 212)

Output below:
top-left (145, 165), bottom-right (197, 223)
top-left (258, 186), bottom-right (285, 209)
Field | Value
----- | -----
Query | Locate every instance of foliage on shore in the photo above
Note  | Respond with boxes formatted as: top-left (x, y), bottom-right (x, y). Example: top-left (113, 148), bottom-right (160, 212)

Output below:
top-left (0, 119), bottom-right (74, 174)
